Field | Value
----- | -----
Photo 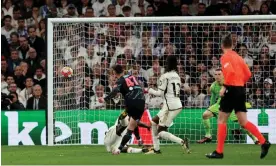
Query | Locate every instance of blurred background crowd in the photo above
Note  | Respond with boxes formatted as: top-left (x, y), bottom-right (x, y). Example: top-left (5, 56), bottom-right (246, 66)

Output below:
top-left (1, 0), bottom-right (276, 111)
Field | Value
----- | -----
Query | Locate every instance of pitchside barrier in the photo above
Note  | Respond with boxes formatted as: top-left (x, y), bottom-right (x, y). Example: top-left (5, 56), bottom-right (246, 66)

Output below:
top-left (1, 109), bottom-right (275, 146)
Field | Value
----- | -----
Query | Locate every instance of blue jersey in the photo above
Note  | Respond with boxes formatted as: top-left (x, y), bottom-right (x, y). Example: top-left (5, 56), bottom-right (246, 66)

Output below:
top-left (104, 75), bottom-right (145, 101)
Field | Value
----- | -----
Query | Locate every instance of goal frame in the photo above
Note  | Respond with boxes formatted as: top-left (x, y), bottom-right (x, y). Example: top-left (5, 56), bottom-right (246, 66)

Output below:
top-left (47, 15), bottom-right (276, 146)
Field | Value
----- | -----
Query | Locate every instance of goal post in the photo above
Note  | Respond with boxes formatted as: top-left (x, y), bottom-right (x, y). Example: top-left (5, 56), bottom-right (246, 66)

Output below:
top-left (47, 20), bottom-right (54, 146)
top-left (47, 16), bottom-right (276, 146)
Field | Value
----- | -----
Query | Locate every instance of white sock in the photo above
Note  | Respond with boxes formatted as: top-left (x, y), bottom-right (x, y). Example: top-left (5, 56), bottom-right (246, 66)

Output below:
top-left (151, 121), bottom-right (160, 151)
top-left (127, 147), bottom-right (142, 153)
top-left (158, 131), bottom-right (183, 145)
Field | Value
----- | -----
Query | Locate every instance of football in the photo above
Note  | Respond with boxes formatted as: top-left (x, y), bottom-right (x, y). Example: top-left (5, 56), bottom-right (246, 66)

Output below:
top-left (61, 67), bottom-right (73, 78)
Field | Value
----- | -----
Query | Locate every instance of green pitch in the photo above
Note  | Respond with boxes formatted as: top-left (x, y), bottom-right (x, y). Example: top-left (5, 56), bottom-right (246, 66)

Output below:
top-left (2, 144), bottom-right (275, 165)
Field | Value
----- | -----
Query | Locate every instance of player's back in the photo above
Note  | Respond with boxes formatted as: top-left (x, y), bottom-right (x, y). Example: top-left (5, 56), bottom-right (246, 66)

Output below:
top-left (104, 125), bottom-right (117, 148)
top-left (104, 116), bottom-right (129, 152)
top-left (119, 74), bottom-right (145, 101)
top-left (221, 50), bottom-right (251, 86)
top-left (162, 71), bottom-right (182, 110)
top-left (223, 51), bottom-right (244, 70)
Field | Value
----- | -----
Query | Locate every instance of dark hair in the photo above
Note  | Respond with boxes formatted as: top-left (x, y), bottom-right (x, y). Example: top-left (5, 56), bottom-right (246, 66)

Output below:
top-left (10, 48), bottom-right (18, 53)
top-left (125, 25), bottom-right (134, 30)
top-left (239, 43), bottom-right (247, 49)
top-left (135, 59), bottom-right (142, 65)
top-left (117, 54), bottom-right (126, 59)
top-left (9, 92), bottom-right (18, 99)
top-left (10, 32), bottom-right (19, 38)
top-left (241, 4), bottom-right (251, 15)
top-left (24, 77), bottom-right (33, 83)
top-left (86, 7), bottom-right (93, 11)
top-left (3, 15), bottom-right (12, 21)
top-left (152, 56), bottom-right (159, 61)
top-left (36, 66), bottom-right (43, 71)
top-left (13, 5), bottom-right (20, 12)
top-left (112, 65), bottom-right (124, 74)
top-left (198, 3), bottom-right (206, 7)
top-left (185, 32), bottom-right (192, 37)
top-left (19, 35), bottom-right (27, 39)
top-left (221, 7), bottom-right (231, 15)
top-left (6, 74), bottom-right (15, 80)
top-left (192, 83), bottom-right (200, 88)
top-left (261, 44), bottom-right (269, 50)
top-left (32, 5), bottom-right (40, 9)
top-left (253, 60), bottom-right (259, 66)
top-left (236, 43), bottom-right (247, 53)
top-left (107, 4), bottom-right (115, 9)
top-left (143, 26), bottom-right (152, 31)
top-left (18, 16), bottom-right (25, 21)
top-left (122, 6), bottom-right (131, 12)
top-left (260, 3), bottom-right (270, 14)
top-left (28, 25), bottom-right (36, 32)
top-left (39, 19), bottom-right (46, 30)
top-left (165, 56), bottom-right (178, 73)
top-left (215, 68), bottom-right (222, 71)
top-left (147, 5), bottom-right (154, 9)
top-left (134, 13), bottom-right (142, 17)
top-left (222, 35), bottom-right (232, 49)
top-left (4, 0), bottom-right (13, 7)
top-left (107, 45), bottom-right (115, 50)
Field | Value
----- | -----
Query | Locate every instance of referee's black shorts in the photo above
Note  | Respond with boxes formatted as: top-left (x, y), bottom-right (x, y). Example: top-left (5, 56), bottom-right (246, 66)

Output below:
top-left (125, 99), bottom-right (145, 121)
top-left (219, 86), bottom-right (247, 113)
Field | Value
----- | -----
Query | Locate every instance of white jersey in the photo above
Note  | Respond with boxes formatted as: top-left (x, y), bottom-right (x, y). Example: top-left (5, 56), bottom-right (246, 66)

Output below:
top-left (156, 71), bottom-right (182, 110)
top-left (104, 116), bottom-right (129, 152)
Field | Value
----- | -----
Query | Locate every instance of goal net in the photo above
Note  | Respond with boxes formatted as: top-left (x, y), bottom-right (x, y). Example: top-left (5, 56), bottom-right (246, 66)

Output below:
top-left (47, 16), bottom-right (276, 146)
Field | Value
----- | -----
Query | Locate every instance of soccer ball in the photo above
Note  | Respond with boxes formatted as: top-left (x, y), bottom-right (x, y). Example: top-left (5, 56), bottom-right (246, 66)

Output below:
top-left (61, 67), bottom-right (73, 78)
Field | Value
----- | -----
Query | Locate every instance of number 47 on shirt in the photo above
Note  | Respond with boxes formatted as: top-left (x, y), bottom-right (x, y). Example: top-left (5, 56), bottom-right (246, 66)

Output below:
top-left (125, 76), bottom-right (139, 87)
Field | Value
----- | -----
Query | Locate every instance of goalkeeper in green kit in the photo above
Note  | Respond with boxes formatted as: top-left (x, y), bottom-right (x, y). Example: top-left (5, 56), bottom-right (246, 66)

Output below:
top-left (197, 68), bottom-right (259, 144)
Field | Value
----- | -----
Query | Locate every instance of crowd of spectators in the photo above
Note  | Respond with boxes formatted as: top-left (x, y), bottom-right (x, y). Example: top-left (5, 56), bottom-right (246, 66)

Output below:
top-left (1, 0), bottom-right (276, 111)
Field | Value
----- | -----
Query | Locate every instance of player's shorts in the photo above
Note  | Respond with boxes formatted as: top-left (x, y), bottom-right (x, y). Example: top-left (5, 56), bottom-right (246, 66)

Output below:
top-left (125, 99), bottom-right (145, 121)
top-left (208, 102), bottom-right (252, 122)
top-left (220, 86), bottom-right (247, 113)
top-left (208, 103), bottom-right (236, 121)
top-left (208, 103), bottom-right (220, 116)
top-left (157, 104), bottom-right (181, 127)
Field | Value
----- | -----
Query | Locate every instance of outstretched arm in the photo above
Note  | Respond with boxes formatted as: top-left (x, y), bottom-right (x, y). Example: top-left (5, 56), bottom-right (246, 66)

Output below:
top-left (104, 78), bottom-right (124, 101)
top-left (148, 76), bottom-right (167, 96)
top-left (104, 86), bottom-right (120, 101)
top-left (148, 88), bottom-right (164, 96)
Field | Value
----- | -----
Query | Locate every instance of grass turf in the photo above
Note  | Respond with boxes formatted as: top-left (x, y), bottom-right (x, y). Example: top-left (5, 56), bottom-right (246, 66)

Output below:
top-left (1, 144), bottom-right (275, 165)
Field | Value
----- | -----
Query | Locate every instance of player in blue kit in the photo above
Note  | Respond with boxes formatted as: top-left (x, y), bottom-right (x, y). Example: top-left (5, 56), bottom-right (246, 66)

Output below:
top-left (99, 65), bottom-right (146, 154)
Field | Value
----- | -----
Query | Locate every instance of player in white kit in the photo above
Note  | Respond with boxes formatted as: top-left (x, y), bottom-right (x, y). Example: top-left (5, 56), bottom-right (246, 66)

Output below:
top-left (145, 56), bottom-right (190, 154)
top-left (104, 112), bottom-right (152, 154)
